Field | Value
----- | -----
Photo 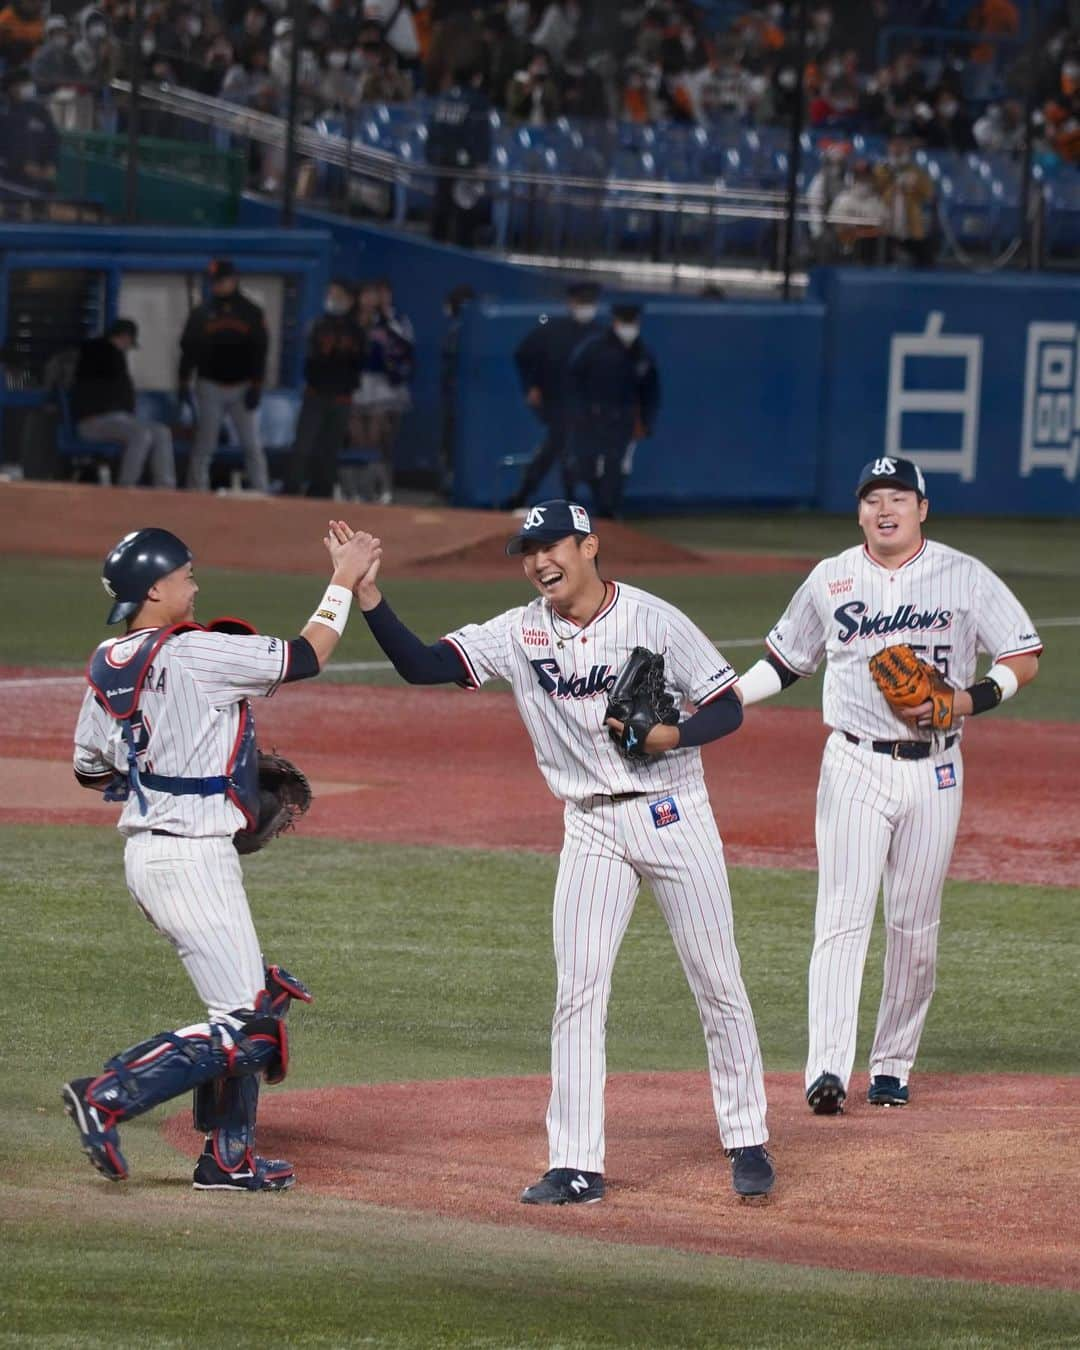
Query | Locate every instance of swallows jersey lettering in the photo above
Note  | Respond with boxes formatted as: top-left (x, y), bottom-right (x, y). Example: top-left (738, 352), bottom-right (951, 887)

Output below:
top-left (530, 659), bottom-right (617, 700)
top-left (834, 601), bottom-right (953, 645)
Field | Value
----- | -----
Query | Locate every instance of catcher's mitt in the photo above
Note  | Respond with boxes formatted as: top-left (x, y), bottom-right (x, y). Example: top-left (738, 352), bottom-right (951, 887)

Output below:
top-left (868, 642), bottom-right (955, 730)
top-left (605, 646), bottom-right (680, 761)
top-left (234, 750), bottom-right (313, 855)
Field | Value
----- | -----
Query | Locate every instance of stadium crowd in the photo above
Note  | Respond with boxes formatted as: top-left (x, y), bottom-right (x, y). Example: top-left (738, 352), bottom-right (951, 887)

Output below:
top-left (0, 0), bottom-right (1077, 246)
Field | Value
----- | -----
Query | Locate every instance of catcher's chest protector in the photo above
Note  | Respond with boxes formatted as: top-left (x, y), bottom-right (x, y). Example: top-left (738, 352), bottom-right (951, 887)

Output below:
top-left (87, 626), bottom-right (260, 822)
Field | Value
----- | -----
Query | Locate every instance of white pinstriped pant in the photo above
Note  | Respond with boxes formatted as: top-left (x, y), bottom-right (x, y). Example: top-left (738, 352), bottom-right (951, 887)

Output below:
top-left (807, 732), bottom-right (965, 1092)
top-left (548, 783), bottom-right (769, 1173)
top-left (124, 833), bottom-right (265, 1023)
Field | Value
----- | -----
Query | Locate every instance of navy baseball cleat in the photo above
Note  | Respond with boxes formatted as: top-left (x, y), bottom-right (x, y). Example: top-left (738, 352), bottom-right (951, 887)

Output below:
top-left (192, 1146), bottom-right (295, 1192)
top-left (727, 1145), bottom-right (775, 1200)
top-left (806, 1071), bottom-right (847, 1116)
top-left (62, 1077), bottom-right (129, 1181)
top-left (867, 1075), bottom-right (909, 1107)
top-left (520, 1168), bottom-right (605, 1205)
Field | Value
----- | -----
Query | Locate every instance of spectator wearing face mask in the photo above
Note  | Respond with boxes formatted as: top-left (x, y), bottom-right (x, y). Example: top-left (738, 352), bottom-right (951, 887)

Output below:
top-left (0, 66), bottom-right (58, 190)
top-left (319, 41), bottom-right (355, 110)
top-left (506, 47), bottom-right (560, 124)
top-left (31, 15), bottom-right (81, 95)
top-left (507, 282), bottom-right (604, 510)
top-left (806, 142), bottom-right (851, 256)
top-left (0, 0), bottom-right (43, 68)
top-left (825, 158), bottom-right (887, 262)
top-left (567, 302), bottom-right (660, 520)
top-left (284, 279), bottom-right (366, 498)
top-left (72, 7), bottom-right (121, 87)
top-left (923, 86), bottom-right (976, 151)
top-left (973, 97), bottom-right (1024, 154)
top-left (875, 136), bottom-right (936, 265)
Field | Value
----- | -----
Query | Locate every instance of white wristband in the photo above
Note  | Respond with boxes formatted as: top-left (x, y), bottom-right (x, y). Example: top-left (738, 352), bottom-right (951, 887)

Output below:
top-left (986, 662), bottom-right (1019, 702)
top-left (736, 658), bottom-right (783, 706)
top-left (309, 583), bottom-right (352, 635)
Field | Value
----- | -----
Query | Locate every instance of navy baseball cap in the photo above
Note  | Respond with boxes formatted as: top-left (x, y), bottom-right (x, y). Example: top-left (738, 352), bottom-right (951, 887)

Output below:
top-left (505, 499), bottom-right (594, 555)
top-left (855, 456), bottom-right (927, 499)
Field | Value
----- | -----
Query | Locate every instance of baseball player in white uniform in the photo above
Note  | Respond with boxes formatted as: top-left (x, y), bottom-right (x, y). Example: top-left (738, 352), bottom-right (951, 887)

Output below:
top-left (63, 522), bottom-right (379, 1190)
top-left (336, 500), bottom-right (774, 1203)
top-left (736, 457), bottom-right (1042, 1114)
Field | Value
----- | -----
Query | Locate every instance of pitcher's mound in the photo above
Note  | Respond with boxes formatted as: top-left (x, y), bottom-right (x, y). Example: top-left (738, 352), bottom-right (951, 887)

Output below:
top-left (162, 1070), bottom-right (1080, 1289)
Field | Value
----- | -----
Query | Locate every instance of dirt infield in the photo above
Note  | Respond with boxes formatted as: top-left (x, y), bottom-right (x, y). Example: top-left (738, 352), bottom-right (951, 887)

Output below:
top-left (0, 481), bottom-right (812, 578)
top-left (4, 677), bottom-right (1077, 887)
top-left (160, 1070), bottom-right (1080, 1290)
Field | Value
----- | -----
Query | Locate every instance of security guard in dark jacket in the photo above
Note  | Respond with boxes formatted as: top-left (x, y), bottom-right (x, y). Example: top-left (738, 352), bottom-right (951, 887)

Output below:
top-left (284, 278), bottom-right (366, 498)
top-left (568, 303), bottom-right (660, 519)
top-left (427, 65), bottom-right (492, 248)
top-left (179, 259), bottom-right (270, 492)
top-left (508, 282), bottom-right (603, 509)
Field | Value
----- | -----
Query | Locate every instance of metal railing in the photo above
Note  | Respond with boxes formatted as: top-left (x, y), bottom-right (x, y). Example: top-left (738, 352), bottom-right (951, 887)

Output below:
top-left (105, 79), bottom-right (1069, 278)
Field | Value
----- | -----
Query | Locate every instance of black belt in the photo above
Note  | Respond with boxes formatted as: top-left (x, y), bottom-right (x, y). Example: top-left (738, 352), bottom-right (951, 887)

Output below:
top-left (843, 731), bottom-right (956, 761)
top-left (151, 829), bottom-right (181, 837)
top-left (595, 791), bottom-right (647, 802)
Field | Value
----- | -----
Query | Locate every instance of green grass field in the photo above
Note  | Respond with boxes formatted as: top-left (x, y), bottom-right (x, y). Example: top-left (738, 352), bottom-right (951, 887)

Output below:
top-left (2, 513), bottom-right (1078, 1347)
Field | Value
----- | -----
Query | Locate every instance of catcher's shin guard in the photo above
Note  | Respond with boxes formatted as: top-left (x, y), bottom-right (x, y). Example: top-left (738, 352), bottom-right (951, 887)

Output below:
top-left (193, 1072), bottom-right (260, 1171)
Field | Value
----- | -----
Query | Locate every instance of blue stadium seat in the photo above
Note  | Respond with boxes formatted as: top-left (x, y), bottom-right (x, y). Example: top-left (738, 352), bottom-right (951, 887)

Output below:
top-left (1044, 173), bottom-right (1080, 256)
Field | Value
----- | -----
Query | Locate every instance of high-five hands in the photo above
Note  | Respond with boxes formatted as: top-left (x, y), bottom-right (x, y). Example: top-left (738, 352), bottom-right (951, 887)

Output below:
top-left (324, 520), bottom-right (382, 593)
top-left (327, 521), bottom-right (383, 609)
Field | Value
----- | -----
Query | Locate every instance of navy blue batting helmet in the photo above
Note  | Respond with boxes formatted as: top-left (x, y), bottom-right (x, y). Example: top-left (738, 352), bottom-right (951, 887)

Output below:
top-left (101, 528), bottom-right (192, 625)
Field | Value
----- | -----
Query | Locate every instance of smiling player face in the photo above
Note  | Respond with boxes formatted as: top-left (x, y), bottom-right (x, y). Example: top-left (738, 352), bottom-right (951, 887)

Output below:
top-left (520, 533), bottom-right (602, 610)
top-left (145, 562), bottom-right (199, 625)
top-left (858, 487), bottom-right (928, 563)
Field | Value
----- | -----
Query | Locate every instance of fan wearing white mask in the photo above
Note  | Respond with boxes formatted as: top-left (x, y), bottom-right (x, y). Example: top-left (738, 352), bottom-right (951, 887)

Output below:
top-left (567, 303), bottom-right (660, 519)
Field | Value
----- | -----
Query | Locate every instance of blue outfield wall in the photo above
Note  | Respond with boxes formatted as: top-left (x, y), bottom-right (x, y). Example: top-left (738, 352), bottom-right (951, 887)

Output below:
top-left (237, 199), bottom-right (1079, 516)
top-left (454, 301), bottom-right (825, 510)
top-left (813, 268), bottom-right (1080, 516)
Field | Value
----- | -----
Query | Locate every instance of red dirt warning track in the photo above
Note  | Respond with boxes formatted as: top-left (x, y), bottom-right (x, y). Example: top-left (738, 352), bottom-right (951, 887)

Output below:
top-left (161, 1070), bottom-right (1080, 1290)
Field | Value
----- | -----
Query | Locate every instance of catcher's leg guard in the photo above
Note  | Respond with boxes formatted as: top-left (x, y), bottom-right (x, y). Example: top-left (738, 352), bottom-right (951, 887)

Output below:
top-left (264, 963), bottom-right (313, 1020)
top-left (193, 1072), bottom-right (260, 1170)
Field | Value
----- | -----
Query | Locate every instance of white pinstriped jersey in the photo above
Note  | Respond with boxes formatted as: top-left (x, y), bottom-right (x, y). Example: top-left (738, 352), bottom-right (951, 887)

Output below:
top-left (766, 539), bottom-right (1043, 742)
top-left (73, 629), bottom-right (289, 837)
top-left (443, 581), bottom-right (737, 803)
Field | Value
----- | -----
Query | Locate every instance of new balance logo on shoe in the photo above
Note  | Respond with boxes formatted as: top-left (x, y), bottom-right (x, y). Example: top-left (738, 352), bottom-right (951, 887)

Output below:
top-left (569, 1175), bottom-right (589, 1193)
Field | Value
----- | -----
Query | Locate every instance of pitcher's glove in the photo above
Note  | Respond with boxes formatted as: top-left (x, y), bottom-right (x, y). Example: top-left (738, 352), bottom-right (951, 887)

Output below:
top-left (605, 646), bottom-right (680, 760)
top-left (868, 642), bottom-right (955, 730)
top-left (234, 751), bottom-right (313, 855)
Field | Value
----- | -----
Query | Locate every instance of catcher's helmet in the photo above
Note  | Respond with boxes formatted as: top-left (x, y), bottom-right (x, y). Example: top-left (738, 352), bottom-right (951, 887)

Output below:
top-left (101, 528), bottom-right (192, 625)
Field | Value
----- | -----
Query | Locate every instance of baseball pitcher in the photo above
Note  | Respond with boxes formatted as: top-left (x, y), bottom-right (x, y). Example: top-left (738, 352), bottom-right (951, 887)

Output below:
top-left (338, 500), bottom-right (774, 1204)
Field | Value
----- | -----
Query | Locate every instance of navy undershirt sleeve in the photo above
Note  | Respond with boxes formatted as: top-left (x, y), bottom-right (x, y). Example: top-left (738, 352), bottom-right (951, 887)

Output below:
top-left (676, 688), bottom-right (743, 747)
top-left (283, 636), bottom-right (320, 683)
top-left (362, 597), bottom-right (467, 684)
top-left (766, 650), bottom-right (801, 689)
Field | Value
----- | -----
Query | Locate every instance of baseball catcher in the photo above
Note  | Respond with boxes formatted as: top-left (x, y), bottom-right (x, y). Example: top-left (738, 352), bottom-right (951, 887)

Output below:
top-left (604, 646), bottom-right (680, 760)
top-left (868, 642), bottom-right (955, 730)
top-left (234, 750), bottom-right (313, 855)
